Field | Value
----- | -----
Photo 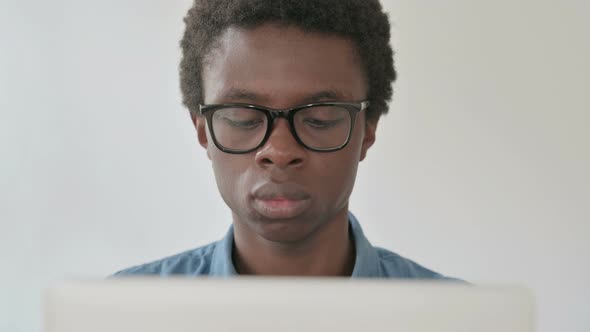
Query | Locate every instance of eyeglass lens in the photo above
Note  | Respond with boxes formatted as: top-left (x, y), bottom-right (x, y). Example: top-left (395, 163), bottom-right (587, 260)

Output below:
top-left (211, 106), bottom-right (351, 151)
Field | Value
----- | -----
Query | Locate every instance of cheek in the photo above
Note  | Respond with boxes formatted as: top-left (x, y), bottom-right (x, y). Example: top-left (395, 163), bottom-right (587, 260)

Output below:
top-left (332, 156), bottom-right (359, 194)
top-left (210, 151), bottom-right (251, 209)
top-left (213, 152), bottom-right (240, 201)
top-left (310, 146), bottom-right (361, 210)
top-left (319, 123), bottom-right (365, 202)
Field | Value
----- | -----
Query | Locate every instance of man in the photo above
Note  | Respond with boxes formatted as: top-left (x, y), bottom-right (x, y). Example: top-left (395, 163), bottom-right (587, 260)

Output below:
top-left (116, 0), bottom-right (458, 279)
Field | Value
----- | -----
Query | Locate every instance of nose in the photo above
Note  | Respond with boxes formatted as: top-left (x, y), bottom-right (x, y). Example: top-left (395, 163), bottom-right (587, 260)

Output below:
top-left (255, 118), bottom-right (306, 170)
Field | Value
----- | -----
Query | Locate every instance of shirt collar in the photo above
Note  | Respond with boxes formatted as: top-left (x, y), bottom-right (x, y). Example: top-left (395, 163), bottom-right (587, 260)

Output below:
top-left (210, 211), bottom-right (381, 277)
top-left (348, 212), bottom-right (381, 277)
top-left (210, 225), bottom-right (237, 277)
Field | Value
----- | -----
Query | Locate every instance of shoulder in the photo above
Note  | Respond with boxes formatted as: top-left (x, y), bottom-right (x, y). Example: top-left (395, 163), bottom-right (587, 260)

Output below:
top-left (112, 241), bottom-right (218, 277)
top-left (375, 247), bottom-right (464, 282)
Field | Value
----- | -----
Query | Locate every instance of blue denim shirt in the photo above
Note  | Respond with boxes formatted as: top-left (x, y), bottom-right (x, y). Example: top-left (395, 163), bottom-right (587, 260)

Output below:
top-left (115, 212), bottom-right (459, 280)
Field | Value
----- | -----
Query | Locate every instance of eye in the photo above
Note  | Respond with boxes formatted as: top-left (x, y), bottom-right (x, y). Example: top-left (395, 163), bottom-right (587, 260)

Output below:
top-left (222, 117), bottom-right (264, 130)
top-left (302, 117), bottom-right (345, 129)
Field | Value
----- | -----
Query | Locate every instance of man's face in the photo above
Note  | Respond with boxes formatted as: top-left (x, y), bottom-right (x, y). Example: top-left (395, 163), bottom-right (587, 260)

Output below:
top-left (195, 24), bottom-right (376, 243)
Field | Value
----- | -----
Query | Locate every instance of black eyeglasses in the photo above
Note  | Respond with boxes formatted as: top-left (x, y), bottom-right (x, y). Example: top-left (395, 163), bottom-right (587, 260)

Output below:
top-left (197, 101), bottom-right (370, 154)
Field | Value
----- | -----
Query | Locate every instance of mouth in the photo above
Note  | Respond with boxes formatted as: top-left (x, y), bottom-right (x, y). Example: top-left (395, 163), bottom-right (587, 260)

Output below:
top-left (251, 183), bottom-right (311, 220)
top-left (253, 197), bottom-right (311, 220)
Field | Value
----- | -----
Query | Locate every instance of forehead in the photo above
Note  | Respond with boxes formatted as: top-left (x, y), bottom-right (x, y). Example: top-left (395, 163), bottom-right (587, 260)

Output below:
top-left (202, 24), bottom-right (368, 106)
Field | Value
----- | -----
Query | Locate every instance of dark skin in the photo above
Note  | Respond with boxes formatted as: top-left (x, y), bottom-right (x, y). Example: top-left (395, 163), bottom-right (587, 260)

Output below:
top-left (193, 24), bottom-right (377, 276)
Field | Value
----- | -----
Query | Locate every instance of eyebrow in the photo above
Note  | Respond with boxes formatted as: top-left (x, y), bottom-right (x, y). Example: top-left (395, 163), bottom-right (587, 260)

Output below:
top-left (222, 88), bottom-right (262, 103)
top-left (301, 90), bottom-right (349, 104)
top-left (220, 88), bottom-right (350, 105)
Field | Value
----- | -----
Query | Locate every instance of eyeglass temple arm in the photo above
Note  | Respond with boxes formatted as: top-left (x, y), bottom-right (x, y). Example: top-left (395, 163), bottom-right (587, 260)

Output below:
top-left (360, 101), bottom-right (370, 111)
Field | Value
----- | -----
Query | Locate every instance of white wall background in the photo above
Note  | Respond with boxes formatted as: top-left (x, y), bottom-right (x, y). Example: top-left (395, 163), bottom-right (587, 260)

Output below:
top-left (1, 0), bottom-right (588, 331)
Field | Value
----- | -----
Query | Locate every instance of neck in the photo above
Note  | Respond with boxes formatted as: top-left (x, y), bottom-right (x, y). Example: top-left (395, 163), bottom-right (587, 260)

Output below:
top-left (232, 209), bottom-right (355, 276)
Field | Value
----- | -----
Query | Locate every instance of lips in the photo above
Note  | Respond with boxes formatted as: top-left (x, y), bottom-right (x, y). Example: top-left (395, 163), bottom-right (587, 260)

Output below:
top-left (251, 183), bottom-right (311, 220)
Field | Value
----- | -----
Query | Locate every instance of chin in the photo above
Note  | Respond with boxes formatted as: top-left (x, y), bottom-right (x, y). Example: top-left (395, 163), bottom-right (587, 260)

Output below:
top-left (251, 216), bottom-right (320, 244)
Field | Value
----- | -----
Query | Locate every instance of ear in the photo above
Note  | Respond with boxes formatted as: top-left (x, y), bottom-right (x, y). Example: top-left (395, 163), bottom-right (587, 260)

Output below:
top-left (359, 119), bottom-right (377, 161)
top-left (192, 114), bottom-right (212, 160)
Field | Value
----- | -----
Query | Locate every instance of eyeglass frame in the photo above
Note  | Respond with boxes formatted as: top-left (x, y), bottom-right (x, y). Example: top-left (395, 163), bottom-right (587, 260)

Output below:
top-left (196, 101), bottom-right (370, 154)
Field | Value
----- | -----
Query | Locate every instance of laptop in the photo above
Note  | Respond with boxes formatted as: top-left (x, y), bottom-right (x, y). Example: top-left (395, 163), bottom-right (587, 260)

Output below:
top-left (44, 278), bottom-right (534, 332)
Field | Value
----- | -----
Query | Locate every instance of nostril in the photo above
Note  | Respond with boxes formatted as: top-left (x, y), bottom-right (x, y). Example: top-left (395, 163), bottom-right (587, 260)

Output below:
top-left (258, 157), bottom-right (303, 168)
